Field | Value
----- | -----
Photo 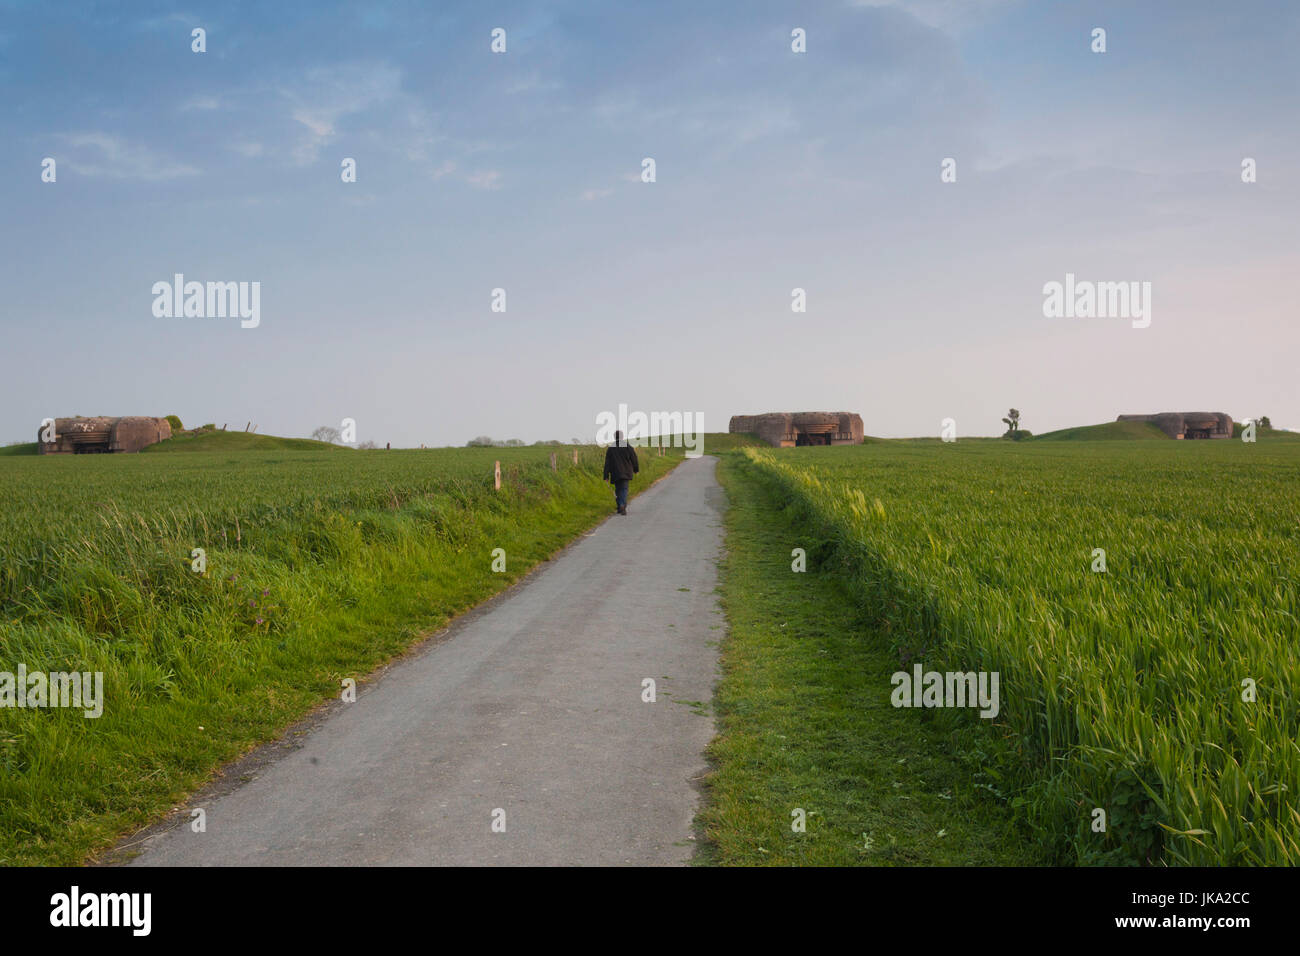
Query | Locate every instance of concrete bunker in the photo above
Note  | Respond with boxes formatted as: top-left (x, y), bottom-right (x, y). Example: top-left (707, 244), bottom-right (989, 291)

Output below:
top-left (728, 412), bottom-right (865, 448)
top-left (1116, 412), bottom-right (1233, 440)
top-left (38, 417), bottom-right (173, 454)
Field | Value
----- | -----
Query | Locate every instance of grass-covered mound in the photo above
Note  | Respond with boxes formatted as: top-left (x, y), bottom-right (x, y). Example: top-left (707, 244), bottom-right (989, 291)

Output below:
top-left (643, 432), bottom-right (770, 452)
top-left (145, 426), bottom-right (345, 453)
top-left (1034, 420), bottom-right (1168, 441)
top-left (1232, 423), bottom-right (1300, 441)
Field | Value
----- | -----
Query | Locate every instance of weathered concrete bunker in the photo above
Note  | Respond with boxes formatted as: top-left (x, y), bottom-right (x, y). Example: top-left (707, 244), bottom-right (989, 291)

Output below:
top-left (729, 412), bottom-right (864, 447)
top-left (38, 417), bottom-right (172, 454)
top-left (1116, 412), bottom-right (1233, 440)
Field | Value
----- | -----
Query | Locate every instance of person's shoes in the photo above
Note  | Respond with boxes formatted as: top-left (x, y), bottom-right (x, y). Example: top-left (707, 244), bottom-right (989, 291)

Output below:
top-left (617, 505), bottom-right (627, 515)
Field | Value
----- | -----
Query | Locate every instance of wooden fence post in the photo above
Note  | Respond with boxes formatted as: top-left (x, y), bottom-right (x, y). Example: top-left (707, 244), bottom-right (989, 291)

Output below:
top-left (550, 452), bottom-right (557, 472)
top-left (494, 460), bottom-right (501, 490)
top-left (572, 449), bottom-right (578, 465)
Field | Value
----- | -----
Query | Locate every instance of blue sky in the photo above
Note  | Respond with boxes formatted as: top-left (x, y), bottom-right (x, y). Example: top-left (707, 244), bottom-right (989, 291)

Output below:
top-left (2, 0), bottom-right (1296, 446)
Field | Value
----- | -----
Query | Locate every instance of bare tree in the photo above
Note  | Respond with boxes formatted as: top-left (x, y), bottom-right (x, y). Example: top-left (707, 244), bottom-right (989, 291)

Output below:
top-left (312, 425), bottom-right (341, 443)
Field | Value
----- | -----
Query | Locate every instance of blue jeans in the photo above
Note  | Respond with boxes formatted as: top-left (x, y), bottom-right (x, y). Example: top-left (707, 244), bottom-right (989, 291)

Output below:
top-left (613, 479), bottom-right (629, 510)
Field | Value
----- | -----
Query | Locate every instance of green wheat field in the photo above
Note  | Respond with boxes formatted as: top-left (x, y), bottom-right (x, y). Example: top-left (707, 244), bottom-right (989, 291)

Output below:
top-left (735, 439), bottom-right (1300, 865)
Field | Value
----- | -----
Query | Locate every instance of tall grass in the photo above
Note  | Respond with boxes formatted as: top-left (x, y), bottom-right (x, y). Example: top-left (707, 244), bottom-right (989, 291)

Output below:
top-left (738, 441), bottom-right (1300, 865)
top-left (0, 445), bottom-right (679, 864)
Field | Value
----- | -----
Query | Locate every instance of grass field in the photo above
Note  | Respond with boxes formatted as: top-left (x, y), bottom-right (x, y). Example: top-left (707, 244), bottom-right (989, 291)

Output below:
top-left (0, 442), bottom-right (680, 864)
top-left (731, 439), bottom-right (1300, 865)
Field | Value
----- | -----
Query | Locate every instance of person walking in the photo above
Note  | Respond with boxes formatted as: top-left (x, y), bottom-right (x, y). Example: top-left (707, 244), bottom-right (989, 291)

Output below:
top-left (602, 430), bottom-right (640, 515)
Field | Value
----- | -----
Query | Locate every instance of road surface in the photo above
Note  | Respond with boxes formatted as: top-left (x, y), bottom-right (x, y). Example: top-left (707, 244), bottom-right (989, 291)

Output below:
top-left (126, 455), bottom-right (724, 866)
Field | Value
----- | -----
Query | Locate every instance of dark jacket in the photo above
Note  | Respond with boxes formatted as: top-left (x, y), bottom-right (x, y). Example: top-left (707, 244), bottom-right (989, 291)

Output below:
top-left (603, 441), bottom-right (639, 483)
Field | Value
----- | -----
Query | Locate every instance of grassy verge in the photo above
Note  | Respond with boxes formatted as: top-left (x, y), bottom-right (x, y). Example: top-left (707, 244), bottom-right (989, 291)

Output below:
top-left (0, 450), bottom-right (679, 865)
top-left (697, 453), bottom-right (1045, 865)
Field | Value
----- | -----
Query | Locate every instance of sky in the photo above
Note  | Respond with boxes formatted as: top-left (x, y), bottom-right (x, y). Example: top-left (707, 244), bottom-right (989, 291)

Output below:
top-left (1, 0), bottom-right (1297, 446)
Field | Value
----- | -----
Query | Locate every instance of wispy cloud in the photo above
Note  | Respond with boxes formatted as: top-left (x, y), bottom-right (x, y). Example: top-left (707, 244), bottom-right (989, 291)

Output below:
top-left (180, 95), bottom-right (222, 112)
top-left (56, 132), bottom-right (199, 179)
top-left (279, 62), bottom-right (403, 165)
top-left (192, 64), bottom-right (505, 191)
top-left (851, 0), bottom-right (1020, 32)
top-left (465, 169), bottom-right (501, 190)
top-left (503, 73), bottom-right (561, 96)
top-left (132, 12), bottom-right (195, 34)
